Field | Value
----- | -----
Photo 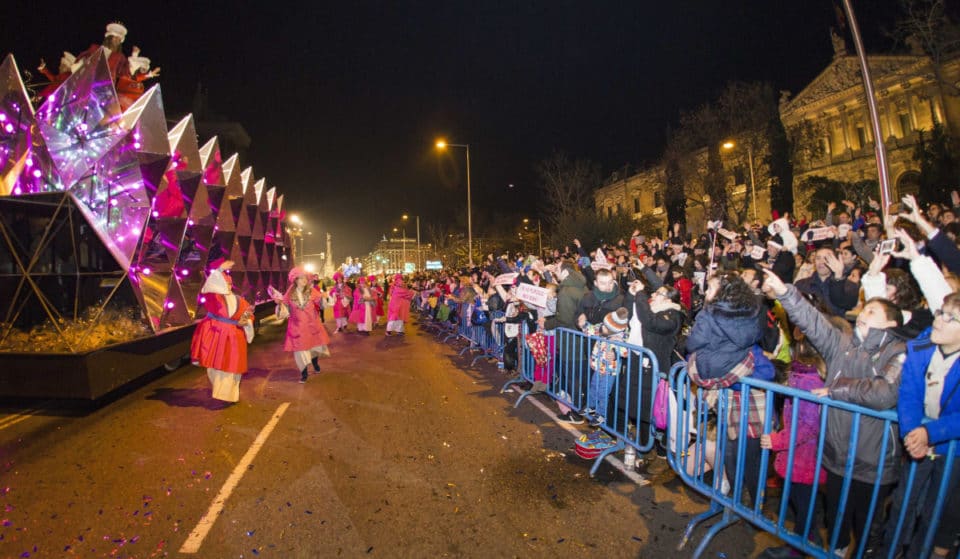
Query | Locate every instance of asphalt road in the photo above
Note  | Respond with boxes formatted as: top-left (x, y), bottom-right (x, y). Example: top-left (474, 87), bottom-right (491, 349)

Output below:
top-left (0, 317), bottom-right (771, 558)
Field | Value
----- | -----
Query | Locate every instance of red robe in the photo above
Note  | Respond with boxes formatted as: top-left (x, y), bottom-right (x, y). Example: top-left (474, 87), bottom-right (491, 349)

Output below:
top-left (191, 293), bottom-right (251, 373)
top-left (76, 44), bottom-right (128, 82)
top-left (282, 288), bottom-right (330, 351)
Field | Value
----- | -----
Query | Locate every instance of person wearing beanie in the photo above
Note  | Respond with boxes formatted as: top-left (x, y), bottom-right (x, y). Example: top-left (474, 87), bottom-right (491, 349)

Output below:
top-left (580, 306), bottom-right (630, 427)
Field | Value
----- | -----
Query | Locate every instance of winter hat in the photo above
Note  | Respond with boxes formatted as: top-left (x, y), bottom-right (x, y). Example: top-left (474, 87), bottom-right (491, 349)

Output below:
top-left (367, 274), bottom-right (376, 283)
top-left (603, 307), bottom-right (630, 333)
top-left (105, 22), bottom-right (128, 41)
top-left (288, 266), bottom-right (309, 284)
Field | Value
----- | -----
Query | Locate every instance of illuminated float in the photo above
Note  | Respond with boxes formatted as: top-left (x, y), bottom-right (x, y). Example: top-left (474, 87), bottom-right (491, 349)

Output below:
top-left (0, 49), bottom-right (292, 399)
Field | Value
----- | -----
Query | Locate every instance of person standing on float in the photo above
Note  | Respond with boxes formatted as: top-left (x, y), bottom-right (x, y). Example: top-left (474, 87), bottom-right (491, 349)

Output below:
top-left (331, 272), bottom-right (351, 333)
top-left (274, 267), bottom-right (330, 383)
top-left (190, 259), bottom-right (254, 403)
top-left (385, 274), bottom-right (414, 336)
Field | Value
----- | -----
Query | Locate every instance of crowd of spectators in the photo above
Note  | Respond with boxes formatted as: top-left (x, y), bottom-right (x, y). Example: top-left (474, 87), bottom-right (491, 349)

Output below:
top-left (398, 191), bottom-right (959, 559)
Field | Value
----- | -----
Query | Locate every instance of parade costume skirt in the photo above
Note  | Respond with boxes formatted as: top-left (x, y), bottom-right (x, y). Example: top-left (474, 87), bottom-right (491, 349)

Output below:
top-left (207, 368), bottom-right (241, 402)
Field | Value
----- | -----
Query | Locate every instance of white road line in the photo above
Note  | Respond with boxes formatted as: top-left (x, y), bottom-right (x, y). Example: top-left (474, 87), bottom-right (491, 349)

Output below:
top-left (523, 394), bottom-right (649, 486)
top-left (180, 402), bottom-right (291, 554)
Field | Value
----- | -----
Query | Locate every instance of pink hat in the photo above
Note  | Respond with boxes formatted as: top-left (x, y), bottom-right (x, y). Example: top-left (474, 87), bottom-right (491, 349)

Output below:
top-left (333, 271), bottom-right (344, 281)
top-left (288, 266), bottom-right (308, 284)
top-left (367, 274), bottom-right (376, 283)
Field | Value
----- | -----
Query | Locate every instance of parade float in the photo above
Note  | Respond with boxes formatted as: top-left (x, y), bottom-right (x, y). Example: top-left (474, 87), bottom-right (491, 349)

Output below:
top-left (0, 34), bottom-right (292, 400)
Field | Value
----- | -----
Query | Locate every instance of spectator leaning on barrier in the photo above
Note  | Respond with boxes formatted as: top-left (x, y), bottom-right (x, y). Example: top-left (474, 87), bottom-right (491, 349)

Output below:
top-left (581, 307), bottom-right (630, 428)
top-left (877, 291), bottom-right (960, 559)
top-left (762, 268), bottom-right (905, 557)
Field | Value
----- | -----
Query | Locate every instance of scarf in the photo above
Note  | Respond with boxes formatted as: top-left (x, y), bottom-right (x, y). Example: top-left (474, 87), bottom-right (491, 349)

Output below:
top-left (592, 286), bottom-right (618, 302)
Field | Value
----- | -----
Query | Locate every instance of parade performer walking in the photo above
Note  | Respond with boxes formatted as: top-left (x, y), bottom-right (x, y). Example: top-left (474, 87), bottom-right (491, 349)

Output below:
top-left (274, 267), bottom-right (330, 383)
top-left (350, 276), bottom-right (375, 335)
top-left (190, 259), bottom-right (254, 403)
top-left (385, 274), bottom-right (414, 336)
top-left (331, 272), bottom-right (351, 333)
top-left (370, 275), bottom-right (385, 328)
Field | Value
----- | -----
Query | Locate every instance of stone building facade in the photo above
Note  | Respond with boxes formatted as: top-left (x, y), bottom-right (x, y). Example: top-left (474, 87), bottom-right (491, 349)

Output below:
top-left (594, 32), bottom-right (959, 230)
top-left (780, 32), bottom-right (960, 214)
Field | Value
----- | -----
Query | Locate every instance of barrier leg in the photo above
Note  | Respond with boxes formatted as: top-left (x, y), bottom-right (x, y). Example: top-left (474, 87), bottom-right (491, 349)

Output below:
top-left (678, 501), bottom-right (722, 552)
top-left (691, 507), bottom-right (739, 559)
top-left (589, 439), bottom-right (626, 477)
top-left (500, 376), bottom-right (525, 394)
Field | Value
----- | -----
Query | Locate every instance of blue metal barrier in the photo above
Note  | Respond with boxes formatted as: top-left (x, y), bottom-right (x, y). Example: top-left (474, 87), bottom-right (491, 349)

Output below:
top-left (666, 363), bottom-right (959, 559)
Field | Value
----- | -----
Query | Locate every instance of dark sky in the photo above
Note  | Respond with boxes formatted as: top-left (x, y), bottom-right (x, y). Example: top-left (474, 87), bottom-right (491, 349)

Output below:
top-left (6, 1), bottom-right (910, 257)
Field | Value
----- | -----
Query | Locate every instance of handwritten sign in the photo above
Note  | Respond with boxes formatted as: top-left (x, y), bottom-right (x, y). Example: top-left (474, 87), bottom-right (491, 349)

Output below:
top-left (516, 283), bottom-right (550, 308)
top-left (749, 246), bottom-right (766, 260)
top-left (493, 273), bottom-right (518, 286)
top-left (837, 224), bottom-right (851, 239)
top-left (717, 228), bottom-right (739, 241)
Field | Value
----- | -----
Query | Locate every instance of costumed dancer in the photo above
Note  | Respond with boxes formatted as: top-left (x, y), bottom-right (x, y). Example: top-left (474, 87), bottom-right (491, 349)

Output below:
top-left (274, 267), bottom-right (330, 383)
top-left (190, 259), bottom-right (254, 403)
top-left (331, 272), bottom-right (351, 333)
top-left (385, 274), bottom-right (414, 336)
top-left (350, 276), bottom-right (375, 335)
top-left (370, 275), bottom-right (385, 327)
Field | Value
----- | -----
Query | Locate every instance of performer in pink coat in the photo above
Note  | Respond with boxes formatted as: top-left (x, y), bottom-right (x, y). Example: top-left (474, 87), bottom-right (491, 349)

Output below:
top-left (274, 267), bottom-right (331, 383)
top-left (350, 276), bottom-right (375, 335)
top-left (331, 272), bottom-right (352, 333)
top-left (385, 274), bottom-right (414, 336)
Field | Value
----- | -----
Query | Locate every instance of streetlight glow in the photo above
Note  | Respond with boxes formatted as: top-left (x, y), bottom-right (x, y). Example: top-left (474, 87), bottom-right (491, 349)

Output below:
top-left (290, 214), bottom-right (301, 225)
top-left (721, 141), bottom-right (735, 150)
top-left (432, 138), bottom-right (473, 266)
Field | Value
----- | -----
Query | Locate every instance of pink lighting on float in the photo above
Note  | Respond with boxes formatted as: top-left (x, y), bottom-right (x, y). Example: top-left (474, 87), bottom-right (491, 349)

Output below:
top-left (133, 142), bottom-right (141, 149)
top-left (25, 158), bottom-right (33, 167)
top-left (32, 169), bottom-right (41, 178)
top-left (3, 124), bottom-right (12, 133)
top-left (110, 199), bottom-right (118, 207)
top-left (152, 211), bottom-right (159, 218)
top-left (165, 301), bottom-right (175, 310)
top-left (142, 267), bottom-right (152, 276)
top-left (0, 114), bottom-right (6, 121)
top-left (199, 296), bottom-right (207, 304)
top-left (13, 187), bottom-right (21, 195)
top-left (180, 269), bottom-right (190, 277)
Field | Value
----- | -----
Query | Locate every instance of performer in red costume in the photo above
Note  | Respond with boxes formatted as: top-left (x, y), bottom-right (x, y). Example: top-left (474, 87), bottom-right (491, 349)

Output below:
top-left (191, 259), bottom-right (254, 403)
top-left (273, 267), bottom-right (330, 383)
top-left (370, 274), bottom-right (385, 328)
top-left (75, 22), bottom-right (130, 82)
top-left (117, 46), bottom-right (160, 110)
top-left (36, 52), bottom-right (76, 101)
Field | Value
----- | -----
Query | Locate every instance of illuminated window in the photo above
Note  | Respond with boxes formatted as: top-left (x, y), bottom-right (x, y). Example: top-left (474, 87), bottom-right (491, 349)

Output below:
top-left (899, 113), bottom-right (911, 136)
top-left (654, 191), bottom-right (663, 208)
top-left (856, 126), bottom-right (867, 149)
top-left (633, 198), bottom-right (640, 213)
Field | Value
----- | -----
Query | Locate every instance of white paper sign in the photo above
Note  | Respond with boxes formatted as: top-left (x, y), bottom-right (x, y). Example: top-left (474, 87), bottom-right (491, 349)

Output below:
top-left (516, 283), bottom-right (550, 308)
top-left (717, 228), bottom-right (739, 241)
top-left (804, 227), bottom-right (835, 242)
top-left (750, 246), bottom-right (766, 260)
top-left (494, 272), bottom-right (518, 286)
top-left (837, 224), bottom-right (851, 238)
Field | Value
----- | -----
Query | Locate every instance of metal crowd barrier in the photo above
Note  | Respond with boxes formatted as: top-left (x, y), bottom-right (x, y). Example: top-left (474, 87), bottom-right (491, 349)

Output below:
top-left (666, 363), bottom-right (958, 559)
top-left (501, 326), bottom-right (662, 476)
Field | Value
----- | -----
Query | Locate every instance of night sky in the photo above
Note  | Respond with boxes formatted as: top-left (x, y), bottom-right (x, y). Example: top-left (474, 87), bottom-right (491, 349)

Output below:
top-left (5, 1), bottom-right (912, 258)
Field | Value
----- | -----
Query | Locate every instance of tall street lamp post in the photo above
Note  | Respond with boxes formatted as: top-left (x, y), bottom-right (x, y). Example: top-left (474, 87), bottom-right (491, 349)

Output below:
top-left (403, 214), bottom-right (421, 272)
top-left (722, 140), bottom-right (757, 222)
top-left (435, 139), bottom-right (473, 267)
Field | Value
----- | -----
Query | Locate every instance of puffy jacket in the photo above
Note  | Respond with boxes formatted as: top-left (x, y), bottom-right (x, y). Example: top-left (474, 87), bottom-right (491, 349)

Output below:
top-left (576, 285), bottom-right (624, 327)
top-left (898, 328), bottom-right (960, 457)
top-left (777, 285), bottom-right (905, 485)
top-left (767, 364), bottom-right (827, 485)
top-left (686, 298), bottom-right (762, 380)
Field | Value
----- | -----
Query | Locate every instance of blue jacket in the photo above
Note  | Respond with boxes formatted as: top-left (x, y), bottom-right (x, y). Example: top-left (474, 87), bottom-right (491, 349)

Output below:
top-left (686, 300), bottom-right (762, 380)
top-left (899, 327), bottom-right (960, 456)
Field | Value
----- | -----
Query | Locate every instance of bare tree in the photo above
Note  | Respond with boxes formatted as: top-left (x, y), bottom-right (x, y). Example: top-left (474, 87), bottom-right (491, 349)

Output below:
top-left (891, 0), bottom-right (960, 135)
top-left (535, 151), bottom-right (601, 228)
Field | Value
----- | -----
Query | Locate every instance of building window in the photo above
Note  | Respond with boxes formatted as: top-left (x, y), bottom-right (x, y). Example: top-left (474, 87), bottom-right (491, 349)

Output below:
top-left (899, 113), bottom-right (911, 137)
top-left (856, 126), bottom-right (867, 149)
top-left (633, 197), bottom-right (640, 213)
top-left (654, 191), bottom-right (663, 208)
top-left (617, 203), bottom-right (622, 215)
top-left (820, 137), bottom-right (831, 157)
top-left (607, 207), bottom-right (613, 218)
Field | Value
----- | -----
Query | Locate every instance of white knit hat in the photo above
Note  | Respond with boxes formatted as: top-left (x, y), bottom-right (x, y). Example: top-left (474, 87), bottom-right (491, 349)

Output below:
top-left (105, 22), bottom-right (128, 41)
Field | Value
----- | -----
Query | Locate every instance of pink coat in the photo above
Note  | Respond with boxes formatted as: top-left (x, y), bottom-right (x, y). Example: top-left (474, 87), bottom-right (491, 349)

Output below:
top-left (282, 288), bottom-right (330, 352)
top-left (332, 283), bottom-right (351, 318)
top-left (387, 283), bottom-right (413, 322)
top-left (767, 365), bottom-right (827, 486)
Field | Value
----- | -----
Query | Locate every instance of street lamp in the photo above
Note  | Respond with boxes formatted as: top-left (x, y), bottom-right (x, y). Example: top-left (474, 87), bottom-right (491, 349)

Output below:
top-left (722, 140), bottom-right (758, 221)
top-left (403, 214), bottom-right (421, 272)
top-left (523, 218), bottom-right (542, 256)
top-left (435, 139), bottom-right (473, 267)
